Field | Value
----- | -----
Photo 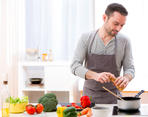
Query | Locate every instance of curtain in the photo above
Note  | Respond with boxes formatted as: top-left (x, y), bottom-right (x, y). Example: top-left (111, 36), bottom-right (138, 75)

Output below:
top-left (0, 0), bottom-right (26, 97)
top-left (26, 0), bottom-right (94, 61)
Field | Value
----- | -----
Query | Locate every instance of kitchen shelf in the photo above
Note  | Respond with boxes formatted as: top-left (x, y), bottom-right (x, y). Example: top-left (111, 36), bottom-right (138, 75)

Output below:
top-left (22, 88), bottom-right (70, 92)
top-left (20, 61), bottom-right (70, 66)
top-left (18, 61), bottom-right (74, 103)
top-left (22, 88), bottom-right (45, 91)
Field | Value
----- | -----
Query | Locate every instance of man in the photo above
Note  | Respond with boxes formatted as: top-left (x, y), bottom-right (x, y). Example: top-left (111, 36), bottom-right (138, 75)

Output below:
top-left (71, 3), bottom-right (135, 104)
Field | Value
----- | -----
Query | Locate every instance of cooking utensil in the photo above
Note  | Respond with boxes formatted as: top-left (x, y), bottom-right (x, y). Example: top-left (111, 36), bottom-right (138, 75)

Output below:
top-left (117, 90), bottom-right (145, 111)
top-left (30, 78), bottom-right (43, 84)
top-left (135, 90), bottom-right (144, 98)
top-left (102, 86), bottom-right (124, 101)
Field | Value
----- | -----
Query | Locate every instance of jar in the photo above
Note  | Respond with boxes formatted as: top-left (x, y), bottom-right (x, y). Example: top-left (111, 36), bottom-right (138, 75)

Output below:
top-left (42, 53), bottom-right (48, 61)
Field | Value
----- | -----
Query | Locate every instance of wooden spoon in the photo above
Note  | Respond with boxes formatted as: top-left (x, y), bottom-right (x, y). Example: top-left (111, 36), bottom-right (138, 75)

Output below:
top-left (102, 86), bottom-right (124, 101)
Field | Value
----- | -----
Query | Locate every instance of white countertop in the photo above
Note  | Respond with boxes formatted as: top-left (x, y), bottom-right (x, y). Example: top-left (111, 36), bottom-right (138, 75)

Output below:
top-left (6, 104), bottom-right (148, 117)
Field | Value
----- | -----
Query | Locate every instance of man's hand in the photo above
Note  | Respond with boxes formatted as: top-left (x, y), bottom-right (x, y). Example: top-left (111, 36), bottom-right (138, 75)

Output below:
top-left (94, 72), bottom-right (115, 83)
top-left (114, 76), bottom-right (130, 89)
top-left (86, 70), bottom-right (117, 84)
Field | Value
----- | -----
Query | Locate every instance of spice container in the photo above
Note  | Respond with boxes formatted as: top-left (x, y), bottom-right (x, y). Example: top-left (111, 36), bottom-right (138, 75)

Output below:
top-left (110, 77), bottom-right (124, 91)
top-left (48, 49), bottom-right (53, 61)
top-left (26, 48), bottom-right (38, 61)
top-left (42, 53), bottom-right (48, 61)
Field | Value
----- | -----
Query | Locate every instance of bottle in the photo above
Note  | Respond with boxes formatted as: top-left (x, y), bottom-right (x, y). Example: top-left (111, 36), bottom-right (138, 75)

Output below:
top-left (1, 80), bottom-right (10, 117)
top-left (110, 77), bottom-right (124, 91)
top-left (42, 53), bottom-right (48, 61)
top-left (48, 49), bottom-right (53, 62)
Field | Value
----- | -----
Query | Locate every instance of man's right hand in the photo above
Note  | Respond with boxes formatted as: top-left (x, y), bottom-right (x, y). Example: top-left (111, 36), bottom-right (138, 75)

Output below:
top-left (94, 72), bottom-right (115, 83)
top-left (86, 70), bottom-right (115, 83)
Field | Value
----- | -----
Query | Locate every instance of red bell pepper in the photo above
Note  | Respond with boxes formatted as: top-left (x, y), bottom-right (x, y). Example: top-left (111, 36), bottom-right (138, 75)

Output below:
top-left (80, 96), bottom-right (91, 108)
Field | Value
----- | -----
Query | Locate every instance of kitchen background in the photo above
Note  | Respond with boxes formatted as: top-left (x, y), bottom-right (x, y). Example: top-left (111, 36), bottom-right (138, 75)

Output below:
top-left (0, 0), bottom-right (148, 103)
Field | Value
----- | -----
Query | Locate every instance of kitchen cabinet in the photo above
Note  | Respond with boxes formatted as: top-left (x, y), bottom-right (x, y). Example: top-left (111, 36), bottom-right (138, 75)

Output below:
top-left (18, 61), bottom-right (76, 103)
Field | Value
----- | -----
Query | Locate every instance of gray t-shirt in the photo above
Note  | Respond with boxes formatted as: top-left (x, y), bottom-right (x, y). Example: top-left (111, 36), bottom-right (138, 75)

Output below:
top-left (71, 30), bottom-right (135, 79)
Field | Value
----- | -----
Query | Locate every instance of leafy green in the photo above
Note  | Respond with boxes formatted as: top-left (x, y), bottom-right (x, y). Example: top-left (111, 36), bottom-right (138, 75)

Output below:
top-left (6, 96), bottom-right (28, 104)
top-left (63, 107), bottom-right (77, 117)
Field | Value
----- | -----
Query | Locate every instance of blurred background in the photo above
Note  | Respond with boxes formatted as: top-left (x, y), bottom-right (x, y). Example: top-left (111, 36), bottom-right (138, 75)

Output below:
top-left (0, 0), bottom-right (148, 103)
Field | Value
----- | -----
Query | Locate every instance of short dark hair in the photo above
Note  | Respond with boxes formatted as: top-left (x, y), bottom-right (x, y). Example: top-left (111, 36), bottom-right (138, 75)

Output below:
top-left (105, 3), bottom-right (128, 17)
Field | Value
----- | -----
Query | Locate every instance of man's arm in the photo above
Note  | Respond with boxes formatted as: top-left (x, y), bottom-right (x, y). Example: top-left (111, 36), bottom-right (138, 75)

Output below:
top-left (124, 74), bottom-right (133, 81)
top-left (70, 33), bottom-right (90, 78)
top-left (115, 38), bottom-right (135, 89)
top-left (71, 33), bottom-right (115, 83)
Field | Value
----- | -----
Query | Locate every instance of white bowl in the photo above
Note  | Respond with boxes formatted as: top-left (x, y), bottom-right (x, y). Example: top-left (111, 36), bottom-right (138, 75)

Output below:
top-left (92, 106), bottom-right (112, 117)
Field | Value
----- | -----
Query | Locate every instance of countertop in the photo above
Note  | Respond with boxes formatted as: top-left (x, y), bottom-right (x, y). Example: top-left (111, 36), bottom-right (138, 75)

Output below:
top-left (5, 104), bottom-right (148, 117)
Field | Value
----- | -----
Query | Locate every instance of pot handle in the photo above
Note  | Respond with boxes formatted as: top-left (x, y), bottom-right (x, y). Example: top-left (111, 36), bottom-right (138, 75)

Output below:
top-left (135, 90), bottom-right (144, 98)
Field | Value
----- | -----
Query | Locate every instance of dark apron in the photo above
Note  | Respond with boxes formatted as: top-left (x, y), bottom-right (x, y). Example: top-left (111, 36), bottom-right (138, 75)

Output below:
top-left (83, 30), bottom-right (119, 104)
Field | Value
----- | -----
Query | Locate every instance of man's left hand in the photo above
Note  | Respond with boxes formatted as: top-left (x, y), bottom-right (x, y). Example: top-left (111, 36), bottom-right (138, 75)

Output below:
top-left (114, 76), bottom-right (130, 89)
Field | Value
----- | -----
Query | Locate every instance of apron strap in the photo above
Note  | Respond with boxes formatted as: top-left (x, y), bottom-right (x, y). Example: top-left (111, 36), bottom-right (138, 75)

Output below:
top-left (88, 30), bottom-right (117, 55)
top-left (85, 30), bottom-right (98, 66)
top-left (88, 30), bottom-right (99, 54)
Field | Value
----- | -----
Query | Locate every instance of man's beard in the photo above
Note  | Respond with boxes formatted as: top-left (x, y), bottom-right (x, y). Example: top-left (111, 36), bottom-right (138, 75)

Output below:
top-left (107, 30), bottom-right (118, 36)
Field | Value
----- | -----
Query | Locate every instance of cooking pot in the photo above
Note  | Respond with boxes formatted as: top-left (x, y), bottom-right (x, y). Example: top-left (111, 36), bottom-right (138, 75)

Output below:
top-left (117, 90), bottom-right (144, 111)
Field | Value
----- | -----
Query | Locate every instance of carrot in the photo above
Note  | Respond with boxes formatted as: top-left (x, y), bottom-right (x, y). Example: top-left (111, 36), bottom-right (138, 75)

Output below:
top-left (77, 112), bottom-right (81, 116)
top-left (77, 107), bottom-right (90, 116)
top-left (86, 108), bottom-right (92, 117)
top-left (81, 108), bottom-right (89, 115)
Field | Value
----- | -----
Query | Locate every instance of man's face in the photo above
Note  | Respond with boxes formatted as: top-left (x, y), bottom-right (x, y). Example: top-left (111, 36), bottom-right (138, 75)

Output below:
top-left (104, 11), bottom-right (126, 36)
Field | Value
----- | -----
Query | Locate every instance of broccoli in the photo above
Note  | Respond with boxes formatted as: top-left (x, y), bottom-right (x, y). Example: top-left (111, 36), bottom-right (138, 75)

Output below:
top-left (43, 93), bottom-right (57, 99)
top-left (38, 93), bottom-right (58, 112)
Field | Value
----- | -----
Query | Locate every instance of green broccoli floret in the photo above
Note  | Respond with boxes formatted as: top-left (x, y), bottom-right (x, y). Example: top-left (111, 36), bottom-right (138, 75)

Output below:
top-left (38, 93), bottom-right (58, 112)
top-left (44, 93), bottom-right (57, 99)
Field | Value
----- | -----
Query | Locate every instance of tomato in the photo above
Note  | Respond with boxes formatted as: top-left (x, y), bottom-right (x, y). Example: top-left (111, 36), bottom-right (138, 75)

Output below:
top-left (67, 105), bottom-right (71, 107)
top-left (36, 104), bottom-right (44, 114)
top-left (26, 104), bottom-right (36, 115)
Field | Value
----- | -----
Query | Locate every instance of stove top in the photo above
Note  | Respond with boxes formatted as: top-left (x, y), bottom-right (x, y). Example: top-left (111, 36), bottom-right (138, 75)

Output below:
top-left (112, 105), bottom-right (148, 116)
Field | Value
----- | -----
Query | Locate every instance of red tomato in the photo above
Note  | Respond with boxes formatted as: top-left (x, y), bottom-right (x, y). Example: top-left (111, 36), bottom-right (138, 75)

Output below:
top-left (36, 104), bottom-right (44, 114)
top-left (71, 103), bottom-right (76, 106)
top-left (67, 105), bottom-right (71, 107)
top-left (26, 104), bottom-right (36, 115)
